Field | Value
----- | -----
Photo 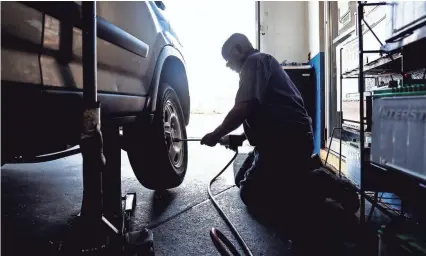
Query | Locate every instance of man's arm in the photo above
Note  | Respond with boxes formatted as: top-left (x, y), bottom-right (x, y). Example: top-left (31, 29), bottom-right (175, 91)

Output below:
top-left (212, 101), bottom-right (253, 138)
top-left (202, 57), bottom-right (269, 146)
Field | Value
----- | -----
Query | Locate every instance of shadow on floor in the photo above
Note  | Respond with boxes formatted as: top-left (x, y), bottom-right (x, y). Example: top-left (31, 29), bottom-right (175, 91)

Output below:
top-left (245, 199), bottom-right (372, 256)
top-left (150, 190), bottom-right (177, 218)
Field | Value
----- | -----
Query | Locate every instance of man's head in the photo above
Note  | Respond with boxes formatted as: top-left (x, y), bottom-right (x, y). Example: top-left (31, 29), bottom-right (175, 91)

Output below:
top-left (222, 33), bottom-right (255, 73)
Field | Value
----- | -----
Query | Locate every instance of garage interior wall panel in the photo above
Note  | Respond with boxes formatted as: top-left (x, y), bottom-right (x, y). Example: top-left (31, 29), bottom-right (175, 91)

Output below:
top-left (309, 1), bottom-right (321, 56)
top-left (308, 1), bottom-right (325, 153)
top-left (259, 1), bottom-right (309, 63)
top-left (337, 1), bottom-right (357, 36)
top-left (341, 39), bottom-right (358, 73)
top-left (258, 1), bottom-right (326, 153)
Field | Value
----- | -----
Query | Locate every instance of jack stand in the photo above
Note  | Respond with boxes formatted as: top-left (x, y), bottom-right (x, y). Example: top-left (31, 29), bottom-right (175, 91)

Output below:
top-left (61, 124), bottom-right (154, 255)
top-left (59, 2), bottom-right (154, 255)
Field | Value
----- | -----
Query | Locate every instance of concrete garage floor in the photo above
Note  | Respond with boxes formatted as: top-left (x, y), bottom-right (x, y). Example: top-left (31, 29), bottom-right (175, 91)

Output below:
top-left (2, 114), bottom-right (372, 256)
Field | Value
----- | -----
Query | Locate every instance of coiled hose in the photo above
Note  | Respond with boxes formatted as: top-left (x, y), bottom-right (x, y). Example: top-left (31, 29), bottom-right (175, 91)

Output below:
top-left (207, 149), bottom-right (254, 256)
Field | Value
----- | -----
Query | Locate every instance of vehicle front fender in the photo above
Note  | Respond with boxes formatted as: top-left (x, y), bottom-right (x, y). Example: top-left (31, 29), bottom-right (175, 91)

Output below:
top-left (147, 44), bottom-right (189, 122)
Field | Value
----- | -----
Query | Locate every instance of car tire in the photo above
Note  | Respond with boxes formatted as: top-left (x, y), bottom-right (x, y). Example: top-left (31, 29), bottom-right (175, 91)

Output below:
top-left (126, 84), bottom-right (188, 190)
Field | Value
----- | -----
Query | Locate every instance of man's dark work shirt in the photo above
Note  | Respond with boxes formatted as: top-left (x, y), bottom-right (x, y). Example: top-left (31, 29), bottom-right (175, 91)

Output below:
top-left (235, 51), bottom-right (313, 146)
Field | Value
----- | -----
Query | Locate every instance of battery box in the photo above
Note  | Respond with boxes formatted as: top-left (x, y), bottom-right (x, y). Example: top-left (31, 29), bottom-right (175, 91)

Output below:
top-left (371, 90), bottom-right (426, 181)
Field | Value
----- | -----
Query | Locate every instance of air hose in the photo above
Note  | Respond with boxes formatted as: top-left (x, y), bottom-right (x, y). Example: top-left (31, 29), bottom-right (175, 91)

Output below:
top-left (207, 149), bottom-right (254, 256)
top-left (172, 136), bottom-right (253, 255)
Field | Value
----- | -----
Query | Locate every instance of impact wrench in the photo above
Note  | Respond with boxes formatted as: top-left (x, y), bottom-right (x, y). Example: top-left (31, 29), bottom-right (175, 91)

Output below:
top-left (173, 136), bottom-right (254, 256)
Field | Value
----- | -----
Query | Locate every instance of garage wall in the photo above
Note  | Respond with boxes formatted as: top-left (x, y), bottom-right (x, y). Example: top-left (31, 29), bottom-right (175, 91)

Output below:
top-left (259, 1), bottom-right (309, 63)
top-left (308, 1), bottom-right (325, 56)
top-left (308, 1), bottom-right (326, 153)
top-left (257, 1), bottom-right (325, 154)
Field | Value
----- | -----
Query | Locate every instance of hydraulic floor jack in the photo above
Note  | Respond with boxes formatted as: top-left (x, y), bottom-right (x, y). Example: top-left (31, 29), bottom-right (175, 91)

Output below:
top-left (58, 2), bottom-right (154, 255)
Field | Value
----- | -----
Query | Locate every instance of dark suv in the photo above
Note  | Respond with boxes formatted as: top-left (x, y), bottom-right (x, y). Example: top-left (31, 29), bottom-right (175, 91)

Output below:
top-left (1, 1), bottom-right (190, 190)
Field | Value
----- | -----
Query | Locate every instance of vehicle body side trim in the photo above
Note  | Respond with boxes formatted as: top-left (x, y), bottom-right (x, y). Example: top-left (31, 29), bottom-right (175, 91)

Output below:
top-left (22, 1), bottom-right (149, 58)
top-left (97, 16), bottom-right (149, 58)
top-left (45, 88), bottom-right (146, 117)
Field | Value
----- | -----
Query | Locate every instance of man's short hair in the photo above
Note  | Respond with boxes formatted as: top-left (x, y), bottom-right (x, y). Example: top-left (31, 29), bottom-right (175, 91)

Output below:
top-left (222, 33), bottom-right (254, 60)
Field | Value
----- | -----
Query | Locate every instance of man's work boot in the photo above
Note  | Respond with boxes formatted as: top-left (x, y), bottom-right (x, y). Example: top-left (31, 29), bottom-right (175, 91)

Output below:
top-left (335, 175), bottom-right (360, 214)
top-left (311, 167), bottom-right (360, 214)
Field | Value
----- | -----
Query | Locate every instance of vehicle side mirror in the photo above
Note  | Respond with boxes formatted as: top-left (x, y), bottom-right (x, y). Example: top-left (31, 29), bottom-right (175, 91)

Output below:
top-left (155, 1), bottom-right (166, 10)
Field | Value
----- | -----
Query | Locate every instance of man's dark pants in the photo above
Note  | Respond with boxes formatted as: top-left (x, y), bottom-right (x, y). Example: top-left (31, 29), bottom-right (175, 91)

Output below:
top-left (234, 131), bottom-right (362, 254)
top-left (234, 131), bottom-right (317, 213)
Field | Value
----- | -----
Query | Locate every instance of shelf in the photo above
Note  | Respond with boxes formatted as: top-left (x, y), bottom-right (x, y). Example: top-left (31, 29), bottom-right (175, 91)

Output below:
top-left (281, 65), bottom-right (312, 70)
top-left (364, 191), bottom-right (402, 218)
top-left (381, 19), bottom-right (426, 53)
top-left (342, 124), bottom-right (371, 138)
top-left (342, 52), bottom-right (402, 78)
top-left (370, 163), bottom-right (426, 212)
top-left (372, 162), bottom-right (426, 186)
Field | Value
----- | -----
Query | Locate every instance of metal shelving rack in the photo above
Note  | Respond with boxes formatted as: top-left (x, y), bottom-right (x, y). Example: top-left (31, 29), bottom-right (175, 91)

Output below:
top-left (357, 0), bottom-right (383, 225)
top-left (330, 1), bottom-right (401, 225)
top-left (341, 1), bottom-right (426, 225)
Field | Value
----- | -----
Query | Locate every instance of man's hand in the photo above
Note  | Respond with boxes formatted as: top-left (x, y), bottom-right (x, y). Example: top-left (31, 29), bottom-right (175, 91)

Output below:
top-left (201, 132), bottom-right (222, 147)
top-left (208, 102), bottom-right (253, 140)
top-left (201, 101), bottom-right (252, 148)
